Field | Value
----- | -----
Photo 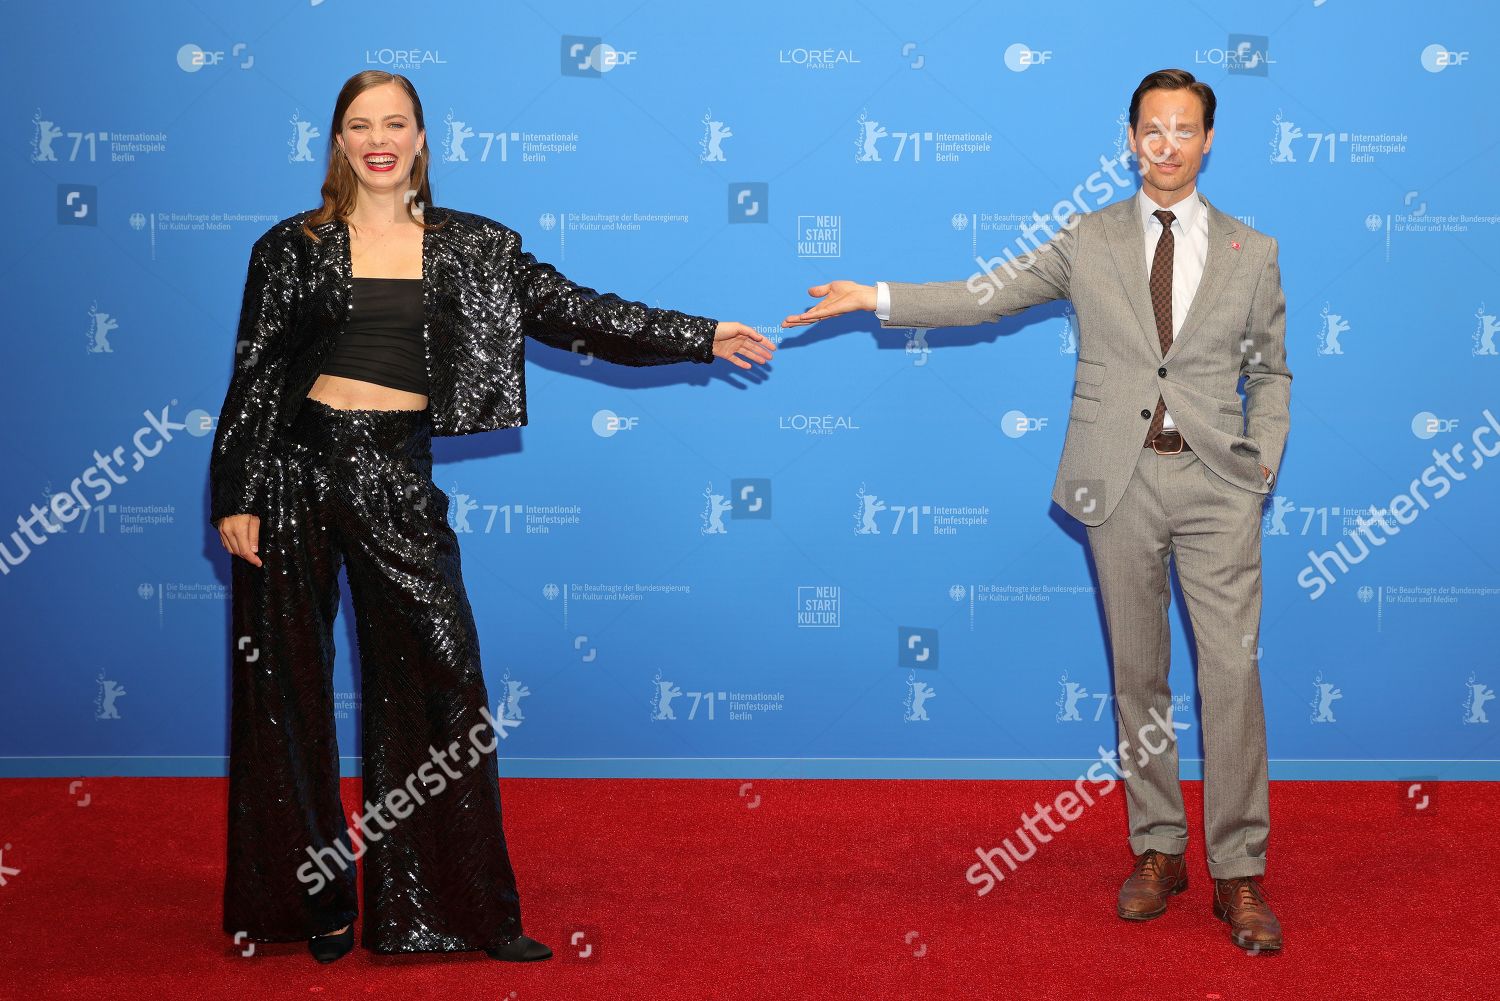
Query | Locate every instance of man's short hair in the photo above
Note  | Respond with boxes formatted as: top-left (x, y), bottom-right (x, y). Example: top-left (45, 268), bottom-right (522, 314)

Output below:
top-left (1129, 68), bottom-right (1216, 132)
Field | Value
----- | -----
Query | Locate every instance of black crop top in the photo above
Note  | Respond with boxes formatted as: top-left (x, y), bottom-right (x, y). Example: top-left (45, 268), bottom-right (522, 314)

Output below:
top-left (319, 278), bottom-right (428, 395)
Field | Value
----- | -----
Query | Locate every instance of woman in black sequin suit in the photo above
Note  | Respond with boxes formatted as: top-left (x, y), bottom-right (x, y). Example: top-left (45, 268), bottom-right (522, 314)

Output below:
top-left (211, 71), bottom-right (774, 964)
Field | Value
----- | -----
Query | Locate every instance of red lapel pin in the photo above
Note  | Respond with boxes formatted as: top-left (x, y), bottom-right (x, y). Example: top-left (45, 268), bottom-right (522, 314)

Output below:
top-left (1230, 240), bottom-right (1241, 250)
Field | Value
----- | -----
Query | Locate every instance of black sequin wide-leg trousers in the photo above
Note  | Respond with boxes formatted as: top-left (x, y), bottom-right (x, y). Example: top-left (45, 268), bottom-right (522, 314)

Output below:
top-left (222, 396), bottom-right (524, 954)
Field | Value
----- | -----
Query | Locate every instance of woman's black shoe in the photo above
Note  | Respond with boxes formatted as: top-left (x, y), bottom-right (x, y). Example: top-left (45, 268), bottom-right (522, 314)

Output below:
top-left (484, 934), bottom-right (553, 962)
top-left (308, 924), bottom-right (355, 963)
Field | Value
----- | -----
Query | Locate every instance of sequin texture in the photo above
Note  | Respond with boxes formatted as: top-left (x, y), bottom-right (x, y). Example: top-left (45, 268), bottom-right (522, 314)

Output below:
top-left (223, 398), bottom-right (524, 952)
top-left (209, 203), bottom-right (718, 525)
top-left (214, 205), bottom-right (717, 954)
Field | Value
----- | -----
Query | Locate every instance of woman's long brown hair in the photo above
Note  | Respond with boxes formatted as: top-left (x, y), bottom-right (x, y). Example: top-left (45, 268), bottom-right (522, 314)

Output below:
top-left (300, 70), bottom-right (448, 242)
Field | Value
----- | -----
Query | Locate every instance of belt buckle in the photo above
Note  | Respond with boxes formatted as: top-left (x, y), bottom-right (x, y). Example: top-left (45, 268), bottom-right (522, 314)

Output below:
top-left (1151, 430), bottom-right (1184, 455)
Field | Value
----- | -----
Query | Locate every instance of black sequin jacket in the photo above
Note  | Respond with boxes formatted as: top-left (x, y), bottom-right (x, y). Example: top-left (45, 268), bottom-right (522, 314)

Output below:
top-left (209, 205), bottom-right (718, 525)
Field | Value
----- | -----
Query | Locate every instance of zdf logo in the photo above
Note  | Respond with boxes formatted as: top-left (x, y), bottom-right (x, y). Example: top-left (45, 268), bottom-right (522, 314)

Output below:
top-left (1411, 412), bottom-right (1458, 439)
top-left (1001, 409), bottom-right (1048, 438)
top-left (562, 35), bottom-right (637, 77)
top-left (1004, 43), bottom-right (1052, 72)
top-left (592, 409), bottom-right (640, 437)
top-left (177, 43), bottom-right (253, 71)
top-left (1421, 44), bottom-right (1468, 72)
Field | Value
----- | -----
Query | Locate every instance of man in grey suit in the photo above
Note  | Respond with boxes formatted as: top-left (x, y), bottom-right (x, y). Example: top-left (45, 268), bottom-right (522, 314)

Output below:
top-left (782, 69), bottom-right (1289, 952)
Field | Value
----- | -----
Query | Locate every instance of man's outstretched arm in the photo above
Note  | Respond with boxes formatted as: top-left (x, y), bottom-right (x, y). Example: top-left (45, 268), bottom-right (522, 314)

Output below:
top-left (782, 222), bottom-right (1077, 330)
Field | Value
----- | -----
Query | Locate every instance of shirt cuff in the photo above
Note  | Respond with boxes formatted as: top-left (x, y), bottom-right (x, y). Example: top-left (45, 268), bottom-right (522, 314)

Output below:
top-left (875, 281), bottom-right (891, 321)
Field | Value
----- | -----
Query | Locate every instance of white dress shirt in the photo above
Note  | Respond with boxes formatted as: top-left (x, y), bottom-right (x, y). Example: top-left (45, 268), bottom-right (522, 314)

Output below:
top-left (875, 187), bottom-right (1210, 431)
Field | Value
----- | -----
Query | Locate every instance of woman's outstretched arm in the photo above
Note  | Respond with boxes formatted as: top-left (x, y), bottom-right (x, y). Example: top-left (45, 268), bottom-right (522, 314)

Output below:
top-left (504, 227), bottom-right (774, 370)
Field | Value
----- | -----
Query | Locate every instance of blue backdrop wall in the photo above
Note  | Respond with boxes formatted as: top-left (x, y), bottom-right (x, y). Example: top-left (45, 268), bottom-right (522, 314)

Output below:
top-left (5, 2), bottom-right (1497, 781)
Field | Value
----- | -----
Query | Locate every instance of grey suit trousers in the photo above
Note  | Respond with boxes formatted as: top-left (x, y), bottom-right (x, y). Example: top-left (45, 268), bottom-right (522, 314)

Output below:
top-left (1087, 446), bottom-right (1270, 880)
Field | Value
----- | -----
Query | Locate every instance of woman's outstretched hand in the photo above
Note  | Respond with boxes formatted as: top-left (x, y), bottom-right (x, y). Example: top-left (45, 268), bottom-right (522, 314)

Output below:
top-left (217, 513), bottom-right (263, 568)
top-left (713, 321), bottom-right (778, 369)
top-left (781, 281), bottom-right (878, 328)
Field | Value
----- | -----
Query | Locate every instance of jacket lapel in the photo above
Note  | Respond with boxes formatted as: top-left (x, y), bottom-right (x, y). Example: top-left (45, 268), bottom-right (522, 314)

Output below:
top-left (1104, 191), bottom-right (1245, 361)
top-left (1167, 195), bottom-right (1242, 360)
top-left (1104, 196), bottom-right (1164, 360)
top-left (419, 207), bottom-right (442, 393)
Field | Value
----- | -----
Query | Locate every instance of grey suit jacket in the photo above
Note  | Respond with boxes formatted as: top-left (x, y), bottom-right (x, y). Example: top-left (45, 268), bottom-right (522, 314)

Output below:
top-left (880, 192), bottom-right (1290, 527)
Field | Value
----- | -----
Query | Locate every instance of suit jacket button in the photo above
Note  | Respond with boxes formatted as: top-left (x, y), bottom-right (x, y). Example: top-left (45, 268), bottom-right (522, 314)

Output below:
top-left (1140, 409), bottom-right (1151, 419)
top-left (1158, 366), bottom-right (1167, 377)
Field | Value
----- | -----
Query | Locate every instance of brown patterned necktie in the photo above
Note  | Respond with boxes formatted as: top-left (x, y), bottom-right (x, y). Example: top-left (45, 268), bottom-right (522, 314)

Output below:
top-left (1143, 208), bottom-right (1176, 444)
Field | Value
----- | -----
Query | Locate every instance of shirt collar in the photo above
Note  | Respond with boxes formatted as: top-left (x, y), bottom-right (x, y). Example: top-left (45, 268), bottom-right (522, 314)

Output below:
top-left (1138, 186), bottom-right (1203, 233)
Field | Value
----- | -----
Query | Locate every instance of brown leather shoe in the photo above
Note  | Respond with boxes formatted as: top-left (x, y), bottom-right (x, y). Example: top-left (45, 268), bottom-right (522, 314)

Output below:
top-left (1116, 848), bottom-right (1187, 920)
top-left (1213, 876), bottom-right (1283, 952)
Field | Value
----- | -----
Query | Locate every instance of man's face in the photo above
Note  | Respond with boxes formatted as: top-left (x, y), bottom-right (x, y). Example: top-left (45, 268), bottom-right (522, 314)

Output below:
top-left (1128, 87), bottom-right (1214, 199)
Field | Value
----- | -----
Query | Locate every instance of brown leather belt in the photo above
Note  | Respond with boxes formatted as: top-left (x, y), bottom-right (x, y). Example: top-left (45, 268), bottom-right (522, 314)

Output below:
top-left (1143, 428), bottom-right (1192, 454)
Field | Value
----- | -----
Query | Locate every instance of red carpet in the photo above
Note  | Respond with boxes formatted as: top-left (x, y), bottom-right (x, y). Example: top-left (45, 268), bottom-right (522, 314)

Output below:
top-left (1, 777), bottom-right (1492, 999)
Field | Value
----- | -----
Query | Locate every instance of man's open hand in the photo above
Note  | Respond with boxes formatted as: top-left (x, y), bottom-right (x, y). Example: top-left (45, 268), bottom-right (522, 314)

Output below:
top-left (781, 281), bottom-right (878, 328)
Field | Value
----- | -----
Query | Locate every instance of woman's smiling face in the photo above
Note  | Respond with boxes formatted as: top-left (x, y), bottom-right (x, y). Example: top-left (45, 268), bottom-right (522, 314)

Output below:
top-left (336, 81), bottom-right (425, 193)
